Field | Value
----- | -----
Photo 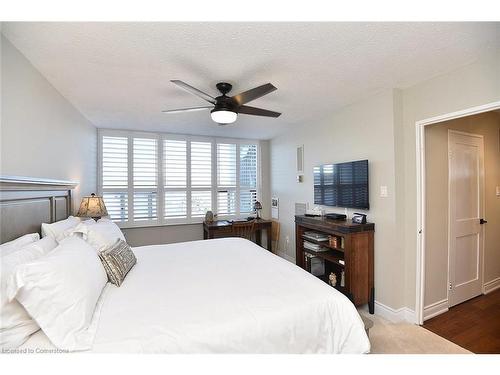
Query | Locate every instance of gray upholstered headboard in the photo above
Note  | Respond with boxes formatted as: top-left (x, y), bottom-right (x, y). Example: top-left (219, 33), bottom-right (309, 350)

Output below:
top-left (0, 176), bottom-right (78, 244)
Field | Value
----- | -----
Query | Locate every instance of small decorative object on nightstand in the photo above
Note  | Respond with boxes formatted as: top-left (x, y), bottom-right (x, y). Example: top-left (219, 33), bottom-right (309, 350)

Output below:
top-left (253, 201), bottom-right (262, 219)
top-left (205, 210), bottom-right (214, 223)
top-left (76, 193), bottom-right (108, 221)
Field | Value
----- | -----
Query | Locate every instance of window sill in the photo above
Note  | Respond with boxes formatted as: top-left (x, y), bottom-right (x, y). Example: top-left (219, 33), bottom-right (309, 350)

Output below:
top-left (115, 214), bottom-right (256, 230)
top-left (117, 222), bottom-right (203, 230)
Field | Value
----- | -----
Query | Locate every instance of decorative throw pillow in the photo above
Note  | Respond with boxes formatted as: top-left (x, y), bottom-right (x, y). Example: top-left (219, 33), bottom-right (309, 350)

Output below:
top-left (99, 240), bottom-right (136, 286)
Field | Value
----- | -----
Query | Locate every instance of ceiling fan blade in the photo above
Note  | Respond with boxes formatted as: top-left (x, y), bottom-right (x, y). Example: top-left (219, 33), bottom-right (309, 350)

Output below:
top-left (232, 83), bottom-right (277, 105)
top-left (171, 80), bottom-right (216, 104)
top-left (238, 105), bottom-right (281, 118)
top-left (162, 106), bottom-right (212, 114)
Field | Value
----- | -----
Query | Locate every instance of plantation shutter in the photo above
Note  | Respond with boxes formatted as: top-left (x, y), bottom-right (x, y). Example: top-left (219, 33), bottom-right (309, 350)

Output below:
top-left (164, 139), bottom-right (187, 219)
top-left (101, 136), bottom-right (129, 222)
top-left (217, 143), bottom-right (237, 215)
top-left (190, 141), bottom-right (212, 218)
top-left (99, 130), bottom-right (260, 226)
top-left (133, 137), bottom-right (157, 222)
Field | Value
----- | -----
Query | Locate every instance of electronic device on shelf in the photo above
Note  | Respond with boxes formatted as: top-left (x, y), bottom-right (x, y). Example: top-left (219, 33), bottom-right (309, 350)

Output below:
top-left (305, 208), bottom-right (323, 217)
top-left (325, 213), bottom-right (347, 221)
top-left (352, 213), bottom-right (367, 224)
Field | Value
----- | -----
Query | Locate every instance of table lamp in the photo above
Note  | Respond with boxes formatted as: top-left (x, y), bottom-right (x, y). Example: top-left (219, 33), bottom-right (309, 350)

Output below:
top-left (253, 201), bottom-right (263, 219)
top-left (77, 193), bottom-right (108, 221)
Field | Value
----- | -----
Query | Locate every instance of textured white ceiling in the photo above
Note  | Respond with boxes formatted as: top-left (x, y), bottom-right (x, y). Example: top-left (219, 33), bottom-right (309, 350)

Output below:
top-left (3, 22), bottom-right (499, 139)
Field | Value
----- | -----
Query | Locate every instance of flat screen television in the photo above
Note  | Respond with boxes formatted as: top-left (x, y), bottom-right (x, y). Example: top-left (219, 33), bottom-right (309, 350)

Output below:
top-left (313, 159), bottom-right (369, 209)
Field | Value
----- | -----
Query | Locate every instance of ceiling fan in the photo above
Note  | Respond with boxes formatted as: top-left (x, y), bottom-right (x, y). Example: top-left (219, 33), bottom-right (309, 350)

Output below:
top-left (162, 80), bottom-right (281, 125)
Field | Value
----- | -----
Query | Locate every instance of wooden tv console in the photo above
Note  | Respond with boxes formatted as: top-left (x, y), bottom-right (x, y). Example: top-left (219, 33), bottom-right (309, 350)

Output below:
top-left (295, 215), bottom-right (375, 313)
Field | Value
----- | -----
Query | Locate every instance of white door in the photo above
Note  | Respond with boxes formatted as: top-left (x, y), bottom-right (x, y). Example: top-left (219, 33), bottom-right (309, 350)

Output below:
top-left (448, 130), bottom-right (484, 307)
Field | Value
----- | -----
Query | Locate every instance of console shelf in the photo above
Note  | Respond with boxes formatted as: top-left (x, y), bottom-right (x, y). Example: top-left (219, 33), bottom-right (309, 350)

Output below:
top-left (296, 215), bottom-right (375, 314)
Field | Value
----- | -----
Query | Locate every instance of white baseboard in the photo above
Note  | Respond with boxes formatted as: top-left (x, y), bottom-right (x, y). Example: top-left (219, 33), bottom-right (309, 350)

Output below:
top-left (370, 301), bottom-right (416, 323)
top-left (484, 277), bottom-right (500, 294)
top-left (403, 307), bottom-right (416, 323)
top-left (423, 299), bottom-right (449, 321)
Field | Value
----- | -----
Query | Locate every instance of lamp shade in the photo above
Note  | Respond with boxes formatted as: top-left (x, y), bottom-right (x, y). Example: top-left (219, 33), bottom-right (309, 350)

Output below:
top-left (253, 201), bottom-right (262, 211)
top-left (253, 200), bottom-right (262, 219)
top-left (77, 193), bottom-right (108, 219)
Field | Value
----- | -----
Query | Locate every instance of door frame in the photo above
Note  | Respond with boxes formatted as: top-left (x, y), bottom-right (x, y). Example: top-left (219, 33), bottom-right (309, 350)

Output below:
top-left (415, 100), bottom-right (500, 325)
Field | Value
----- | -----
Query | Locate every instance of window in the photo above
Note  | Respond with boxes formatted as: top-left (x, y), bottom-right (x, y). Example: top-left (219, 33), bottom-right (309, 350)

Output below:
top-left (133, 137), bottom-right (157, 222)
top-left (101, 136), bottom-right (128, 222)
top-left (239, 144), bottom-right (258, 213)
top-left (98, 130), bottom-right (260, 227)
top-left (164, 139), bottom-right (187, 219)
top-left (191, 142), bottom-right (212, 218)
top-left (217, 143), bottom-right (237, 215)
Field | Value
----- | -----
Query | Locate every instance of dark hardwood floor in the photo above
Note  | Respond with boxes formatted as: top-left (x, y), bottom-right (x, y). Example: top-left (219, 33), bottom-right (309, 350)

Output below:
top-left (423, 289), bottom-right (500, 354)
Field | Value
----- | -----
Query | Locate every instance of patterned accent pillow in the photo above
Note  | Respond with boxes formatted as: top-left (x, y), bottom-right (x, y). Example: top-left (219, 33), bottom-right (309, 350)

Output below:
top-left (99, 239), bottom-right (137, 286)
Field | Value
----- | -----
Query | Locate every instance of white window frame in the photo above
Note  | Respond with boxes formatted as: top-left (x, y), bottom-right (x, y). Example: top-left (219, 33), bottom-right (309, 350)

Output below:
top-left (98, 129), bottom-right (261, 228)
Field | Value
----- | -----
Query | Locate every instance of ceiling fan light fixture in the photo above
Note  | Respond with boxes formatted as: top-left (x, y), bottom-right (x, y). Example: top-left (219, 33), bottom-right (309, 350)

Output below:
top-left (210, 108), bottom-right (237, 125)
top-left (164, 80), bottom-right (281, 123)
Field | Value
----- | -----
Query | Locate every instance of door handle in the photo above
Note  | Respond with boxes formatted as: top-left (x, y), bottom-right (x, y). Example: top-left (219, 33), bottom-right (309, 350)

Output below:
top-left (480, 218), bottom-right (488, 225)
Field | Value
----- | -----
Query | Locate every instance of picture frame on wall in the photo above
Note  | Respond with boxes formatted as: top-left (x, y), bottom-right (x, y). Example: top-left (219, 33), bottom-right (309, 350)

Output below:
top-left (271, 197), bottom-right (279, 219)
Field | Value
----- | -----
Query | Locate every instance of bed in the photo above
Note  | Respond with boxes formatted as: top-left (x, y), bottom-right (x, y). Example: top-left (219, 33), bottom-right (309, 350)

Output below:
top-left (1, 176), bottom-right (370, 354)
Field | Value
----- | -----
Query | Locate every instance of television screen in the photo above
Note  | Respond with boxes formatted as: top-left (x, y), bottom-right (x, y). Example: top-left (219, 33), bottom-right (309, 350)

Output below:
top-left (313, 160), bottom-right (369, 209)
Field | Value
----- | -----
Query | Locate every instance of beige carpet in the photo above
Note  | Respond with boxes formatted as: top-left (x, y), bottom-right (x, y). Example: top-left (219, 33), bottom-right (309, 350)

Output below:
top-left (359, 311), bottom-right (471, 354)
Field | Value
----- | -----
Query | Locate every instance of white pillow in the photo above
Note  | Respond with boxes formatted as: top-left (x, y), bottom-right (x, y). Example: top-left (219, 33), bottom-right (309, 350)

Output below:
top-left (25, 236), bottom-right (59, 255)
top-left (85, 221), bottom-right (126, 252)
top-left (41, 216), bottom-right (81, 242)
top-left (6, 236), bottom-right (107, 351)
top-left (68, 219), bottom-right (96, 239)
top-left (97, 218), bottom-right (112, 224)
top-left (0, 233), bottom-right (40, 257)
top-left (0, 238), bottom-right (56, 348)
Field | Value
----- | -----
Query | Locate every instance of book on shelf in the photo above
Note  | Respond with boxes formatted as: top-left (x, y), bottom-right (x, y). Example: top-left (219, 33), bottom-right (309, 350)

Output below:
top-left (303, 231), bottom-right (329, 242)
top-left (303, 241), bottom-right (329, 252)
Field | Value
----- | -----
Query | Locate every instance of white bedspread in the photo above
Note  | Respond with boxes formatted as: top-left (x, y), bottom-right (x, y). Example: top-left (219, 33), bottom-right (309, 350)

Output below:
top-left (20, 238), bottom-right (370, 353)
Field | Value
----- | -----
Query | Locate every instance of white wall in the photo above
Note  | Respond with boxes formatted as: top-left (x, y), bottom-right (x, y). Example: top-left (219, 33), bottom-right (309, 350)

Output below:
top-left (259, 140), bottom-right (271, 219)
top-left (271, 89), bottom-right (405, 309)
top-left (401, 51), bottom-right (500, 309)
top-left (270, 51), bottom-right (500, 314)
top-left (123, 223), bottom-right (203, 247)
top-left (1, 35), bottom-right (97, 209)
